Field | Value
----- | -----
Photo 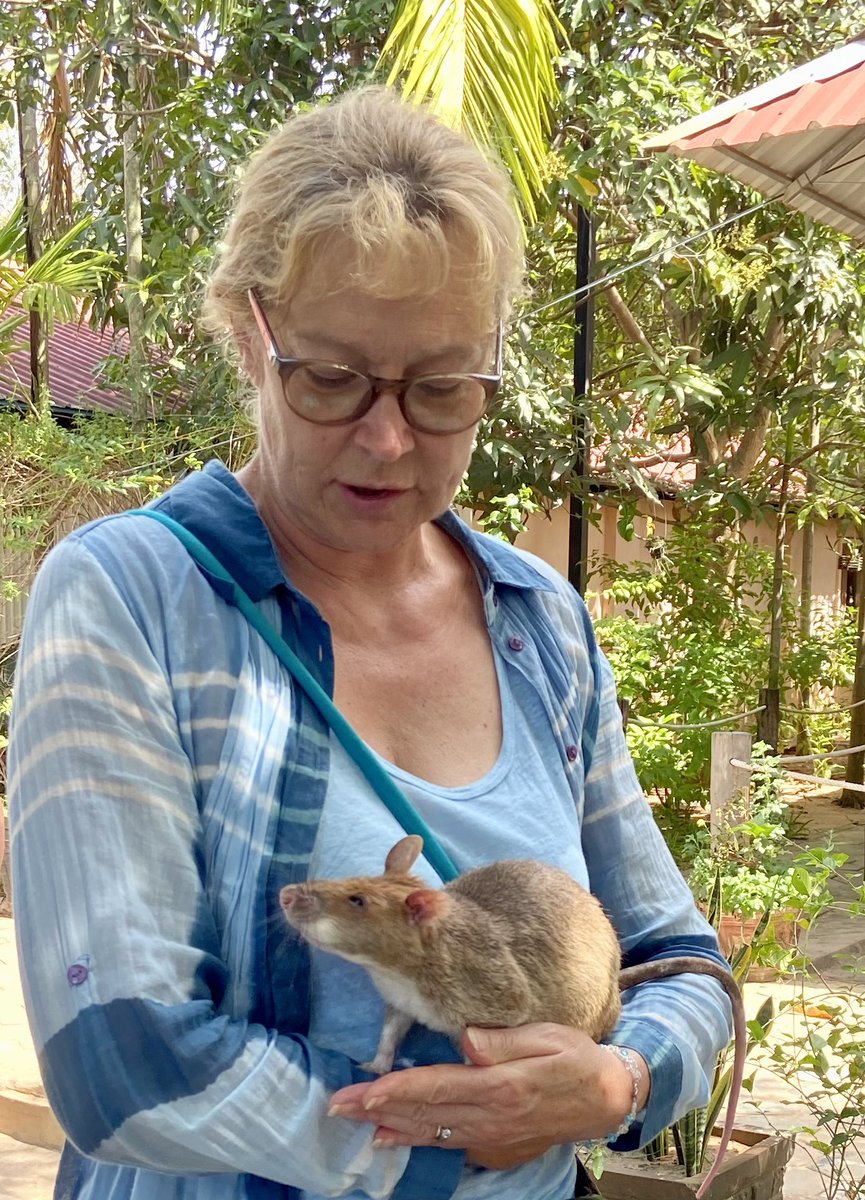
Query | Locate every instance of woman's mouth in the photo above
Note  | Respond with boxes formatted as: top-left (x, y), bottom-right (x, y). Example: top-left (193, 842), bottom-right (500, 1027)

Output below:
top-left (340, 483), bottom-right (408, 509)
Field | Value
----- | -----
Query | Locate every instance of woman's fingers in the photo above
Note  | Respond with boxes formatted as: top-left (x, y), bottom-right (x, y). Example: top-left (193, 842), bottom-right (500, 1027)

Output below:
top-left (328, 1023), bottom-right (636, 1154)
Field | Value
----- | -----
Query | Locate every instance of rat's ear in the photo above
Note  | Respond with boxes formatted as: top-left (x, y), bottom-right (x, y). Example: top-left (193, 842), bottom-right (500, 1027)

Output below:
top-left (385, 836), bottom-right (423, 875)
top-left (404, 889), bottom-right (447, 926)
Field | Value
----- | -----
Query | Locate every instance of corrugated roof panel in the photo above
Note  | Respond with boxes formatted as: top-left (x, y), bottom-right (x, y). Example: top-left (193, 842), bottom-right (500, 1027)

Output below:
top-left (682, 62), bottom-right (865, 149)
top-left (644, 38), bottom-right (865, 150)
top-left (0, 314), bottom-right (130, 412)
top-left (643, 39), bottom-right (865, 242)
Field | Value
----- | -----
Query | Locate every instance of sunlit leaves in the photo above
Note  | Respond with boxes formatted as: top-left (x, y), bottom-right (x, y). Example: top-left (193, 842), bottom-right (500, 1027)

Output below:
top-left (379, 0), bottom-right (562, 222)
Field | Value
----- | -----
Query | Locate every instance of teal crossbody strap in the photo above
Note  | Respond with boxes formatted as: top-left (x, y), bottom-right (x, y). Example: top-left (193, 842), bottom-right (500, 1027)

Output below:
top-left (128, 507), bottom-right (459, 882)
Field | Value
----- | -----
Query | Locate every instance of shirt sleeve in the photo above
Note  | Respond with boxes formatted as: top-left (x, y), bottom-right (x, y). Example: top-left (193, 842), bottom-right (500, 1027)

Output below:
top-left (574, 600), bottom-right (734, 1149)
top-left (8, 529), bottom-right (463, 1200)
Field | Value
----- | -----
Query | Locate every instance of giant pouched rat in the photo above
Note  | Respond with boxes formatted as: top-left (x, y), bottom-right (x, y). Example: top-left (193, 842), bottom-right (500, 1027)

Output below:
top-left (280, 835), bottom-right (745, 1199)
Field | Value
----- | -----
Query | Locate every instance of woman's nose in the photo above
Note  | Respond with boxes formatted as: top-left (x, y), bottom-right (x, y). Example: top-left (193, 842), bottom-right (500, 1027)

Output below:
top-left (352, 387), bottom-right (415, 460)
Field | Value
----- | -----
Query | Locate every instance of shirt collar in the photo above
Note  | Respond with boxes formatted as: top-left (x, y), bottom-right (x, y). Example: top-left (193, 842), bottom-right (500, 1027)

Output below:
top-left (436, 509), bottom-right (556, 593)
top-left (154, 459), bottom-right (555, 601)
top-left (154, 460), bottom-right (286, 600)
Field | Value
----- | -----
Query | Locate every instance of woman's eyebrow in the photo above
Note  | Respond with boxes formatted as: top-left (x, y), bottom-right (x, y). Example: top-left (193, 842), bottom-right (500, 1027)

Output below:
top-left (286, 330), bottom-right (483, 371)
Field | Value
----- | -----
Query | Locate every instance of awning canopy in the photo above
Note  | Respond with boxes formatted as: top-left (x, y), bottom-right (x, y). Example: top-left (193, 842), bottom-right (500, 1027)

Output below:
top-left (643, 37), bottom-right (865, 242)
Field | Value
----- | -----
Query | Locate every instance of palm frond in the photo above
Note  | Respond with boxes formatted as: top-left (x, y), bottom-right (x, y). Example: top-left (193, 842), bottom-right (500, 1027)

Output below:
top-left (20, 214), bottom-right (116, 333)
top-left (0, 203), bottom-right (27, 262)
top-left (379, 0), bottom-right (563, 223)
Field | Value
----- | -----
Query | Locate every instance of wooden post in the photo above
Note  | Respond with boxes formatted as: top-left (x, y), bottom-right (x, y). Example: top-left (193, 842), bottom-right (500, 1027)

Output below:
top-left (710, 732), bottom-right (752, 841)
top-left (756, 687), bottom-right (780, 752)
top-left (618, 697), bottom-right (629, 731)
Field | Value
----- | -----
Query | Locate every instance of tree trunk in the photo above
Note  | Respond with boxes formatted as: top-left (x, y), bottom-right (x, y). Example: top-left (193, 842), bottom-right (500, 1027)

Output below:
top-left (762, 421), bottom-right (796, 750)
top-left (15, 78), bottom-right (50, 411)
top-left (123, 111), bottom-right (147, 419)
top-left (115, 0), bottom-right (148, 420)
top-left (841, 536), bottom-right (865, 808)
top-left (796, 408), bottom-right (819, 760)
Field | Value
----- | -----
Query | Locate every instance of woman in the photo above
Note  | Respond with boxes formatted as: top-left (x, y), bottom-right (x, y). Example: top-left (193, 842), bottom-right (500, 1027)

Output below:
top-left (8, 87), bottom-right (732, 1200)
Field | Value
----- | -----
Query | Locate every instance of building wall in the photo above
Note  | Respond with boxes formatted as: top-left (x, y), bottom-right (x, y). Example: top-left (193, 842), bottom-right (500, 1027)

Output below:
top-left (515, 498), bottom-right (847, 624)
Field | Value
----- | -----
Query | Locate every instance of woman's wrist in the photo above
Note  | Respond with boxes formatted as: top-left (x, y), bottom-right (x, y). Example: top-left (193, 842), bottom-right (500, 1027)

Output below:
top-left (600, 1045), bottom-right (650, 1139)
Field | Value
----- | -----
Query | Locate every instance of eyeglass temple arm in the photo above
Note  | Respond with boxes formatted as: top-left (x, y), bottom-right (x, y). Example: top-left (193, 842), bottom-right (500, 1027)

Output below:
top-left (247, 288), bottom-right (281, 360)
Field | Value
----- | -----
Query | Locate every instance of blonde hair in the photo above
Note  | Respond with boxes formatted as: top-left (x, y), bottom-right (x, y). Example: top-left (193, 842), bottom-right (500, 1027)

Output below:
top-left (202, 86), bottom-right (525, 342)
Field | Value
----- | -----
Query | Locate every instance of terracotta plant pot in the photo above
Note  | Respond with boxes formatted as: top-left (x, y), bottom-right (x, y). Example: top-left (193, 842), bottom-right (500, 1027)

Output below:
top-left (716, 912), bottom-right (798, 982)
top-left (590, 1126), bottom-right (795, 1200)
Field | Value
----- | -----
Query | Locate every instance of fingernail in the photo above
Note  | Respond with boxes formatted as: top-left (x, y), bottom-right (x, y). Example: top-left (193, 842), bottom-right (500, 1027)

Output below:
top-left (464, 1027), bottom-right (482, 1051)
top-left (364, 1097), bottom-right (383, 1111)
top-left (328, 1104), bottom-right (345, 1117)
top-left (372, 1136), bottom-right (394, 1148)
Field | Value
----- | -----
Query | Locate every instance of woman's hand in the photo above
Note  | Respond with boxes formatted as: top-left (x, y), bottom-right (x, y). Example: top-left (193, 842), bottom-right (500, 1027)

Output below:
top-left (327, 1023), bottom-right (648, 1165)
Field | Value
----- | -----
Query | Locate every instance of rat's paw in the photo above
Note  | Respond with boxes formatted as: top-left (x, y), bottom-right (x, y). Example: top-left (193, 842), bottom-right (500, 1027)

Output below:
top-left (360, 1056), bottom-right (392, 1075)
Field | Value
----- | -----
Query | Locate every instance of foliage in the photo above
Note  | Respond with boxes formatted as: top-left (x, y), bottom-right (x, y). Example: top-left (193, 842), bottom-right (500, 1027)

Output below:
top-left (786, 609), bottom-right (859, 697)
top-left (3, 0), bottom-right (865, 542)
top-left (380, 0), bottom-right (563, 220)
top-left (646, 891), bottom-right (775, 1178)
top-left (646, 827), bottom-right (844, 1181)
top-left (0, 203), bottom-right (115, 365)
top-left (686, 744), bottom-right (838, 921)
top-left (592, 515), bottom-right (774, 808)
top-left (549, 0), bottom-right (865, 509)
top-left (1, 408), bottom-right (254, 574)
top-left (753, 983), bottom-right (865, 1200)
top-left (462, 319), bottom-right (579, 528)
top-left (475, 486), bottom-right (542, 544)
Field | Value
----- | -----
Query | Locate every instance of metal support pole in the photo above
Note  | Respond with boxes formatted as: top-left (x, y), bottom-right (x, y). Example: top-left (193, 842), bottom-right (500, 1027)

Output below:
top-left (568, 205), bottom-right (594, 596)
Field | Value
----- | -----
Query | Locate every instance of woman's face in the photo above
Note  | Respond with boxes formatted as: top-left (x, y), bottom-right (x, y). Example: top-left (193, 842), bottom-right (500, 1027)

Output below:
top-left (245, 242), bottom-right (498, 558)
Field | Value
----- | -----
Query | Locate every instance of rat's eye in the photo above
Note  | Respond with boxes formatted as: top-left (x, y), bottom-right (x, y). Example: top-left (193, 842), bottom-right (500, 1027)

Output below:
top-left (348, 894), bottom-right (366, 909)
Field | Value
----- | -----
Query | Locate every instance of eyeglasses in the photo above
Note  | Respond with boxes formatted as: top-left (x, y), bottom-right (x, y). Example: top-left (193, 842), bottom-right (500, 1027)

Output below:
top-left (247, 288), bottom-right (502, 435)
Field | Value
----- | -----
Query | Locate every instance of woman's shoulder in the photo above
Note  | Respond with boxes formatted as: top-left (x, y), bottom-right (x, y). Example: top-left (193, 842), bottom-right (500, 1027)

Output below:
top-left (448, 513), bottom-right (592, 626)
top-left (35, 508), bottom-right (202, 593)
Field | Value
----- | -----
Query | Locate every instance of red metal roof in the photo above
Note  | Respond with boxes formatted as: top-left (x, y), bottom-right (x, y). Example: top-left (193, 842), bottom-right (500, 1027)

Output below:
top-left (682, 60), bottom-right (865, 147)
top-left (644, 38), bottom-right (865, 242)
top-left (0, 311), bottom-right (130, 413)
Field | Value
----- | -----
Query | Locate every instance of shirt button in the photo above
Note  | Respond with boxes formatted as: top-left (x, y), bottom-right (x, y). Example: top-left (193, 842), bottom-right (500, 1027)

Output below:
top-left (566, 744), bottom-right (579, 762)
top-left (508, 636), bottom-right (524, 652)
top-left (67, 963), bottom-right (89, 986)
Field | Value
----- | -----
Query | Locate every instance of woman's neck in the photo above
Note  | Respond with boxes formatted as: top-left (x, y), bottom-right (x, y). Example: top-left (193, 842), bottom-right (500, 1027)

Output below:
top-left (235, 460), bottom-right (446, 603)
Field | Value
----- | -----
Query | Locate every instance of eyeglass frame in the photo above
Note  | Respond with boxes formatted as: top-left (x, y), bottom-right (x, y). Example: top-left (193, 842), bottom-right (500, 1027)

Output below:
top-left (247, 288), bottom-right (503, 435)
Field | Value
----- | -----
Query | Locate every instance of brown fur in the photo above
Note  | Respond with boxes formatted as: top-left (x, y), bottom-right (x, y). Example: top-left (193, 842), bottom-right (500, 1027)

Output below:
top-left (280, 836), bottom-right (743, 1200)
top-left (280, 836), bottom-right (620, 1040)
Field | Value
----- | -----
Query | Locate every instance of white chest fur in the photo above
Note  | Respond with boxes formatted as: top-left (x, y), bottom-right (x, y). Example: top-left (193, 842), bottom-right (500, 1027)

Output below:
top-left (367, 966), bottom-right (456, 1035)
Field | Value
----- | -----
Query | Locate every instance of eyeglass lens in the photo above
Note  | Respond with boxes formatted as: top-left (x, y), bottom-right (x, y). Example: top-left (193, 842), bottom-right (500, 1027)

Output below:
top-left (284, 364), bottom-right (488, 433)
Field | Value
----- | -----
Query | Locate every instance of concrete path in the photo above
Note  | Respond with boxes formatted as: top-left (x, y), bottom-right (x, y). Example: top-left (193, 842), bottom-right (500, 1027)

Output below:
top-left (2, 787), bottom-right (863, 1199)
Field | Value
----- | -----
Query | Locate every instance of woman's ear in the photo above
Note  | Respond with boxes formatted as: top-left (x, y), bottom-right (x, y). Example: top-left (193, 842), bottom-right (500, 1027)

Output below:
top-left (234, 326), bottom-right (266, 388)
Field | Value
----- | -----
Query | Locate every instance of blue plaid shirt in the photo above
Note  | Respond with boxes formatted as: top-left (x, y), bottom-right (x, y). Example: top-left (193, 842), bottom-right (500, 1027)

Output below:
top-left (9, 460), bottom-right (731, 1200)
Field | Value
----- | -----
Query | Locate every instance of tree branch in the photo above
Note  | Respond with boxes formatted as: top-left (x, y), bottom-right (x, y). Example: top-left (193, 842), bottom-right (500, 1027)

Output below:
top-left (727, 403), bottom-right (772, 480)
top-left (601, 284), bottom-right (664, 366)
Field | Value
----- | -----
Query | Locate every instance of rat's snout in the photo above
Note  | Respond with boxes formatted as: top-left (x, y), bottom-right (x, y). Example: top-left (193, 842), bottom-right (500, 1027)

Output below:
top-left (279, 886), bottom-right (320, 919)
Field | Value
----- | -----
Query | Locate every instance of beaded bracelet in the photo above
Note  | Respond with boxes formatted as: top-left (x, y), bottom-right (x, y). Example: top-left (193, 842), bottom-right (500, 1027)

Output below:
top-left (601, 1044), bottom-right (642, 1139)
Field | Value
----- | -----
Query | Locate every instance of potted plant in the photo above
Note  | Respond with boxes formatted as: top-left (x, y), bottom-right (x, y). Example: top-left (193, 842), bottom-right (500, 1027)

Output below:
top-left (587, 879), bottom-right (795, 1198)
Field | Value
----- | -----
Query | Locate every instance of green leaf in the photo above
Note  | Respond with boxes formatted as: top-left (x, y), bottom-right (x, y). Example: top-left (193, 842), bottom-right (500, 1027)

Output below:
top-left (378, 0), bottom-right (562, 223)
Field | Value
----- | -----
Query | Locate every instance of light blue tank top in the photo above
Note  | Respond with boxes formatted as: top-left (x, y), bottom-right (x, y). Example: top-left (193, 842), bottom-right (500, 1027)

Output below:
top-left (302, 644), bottom-right (588, 1200)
